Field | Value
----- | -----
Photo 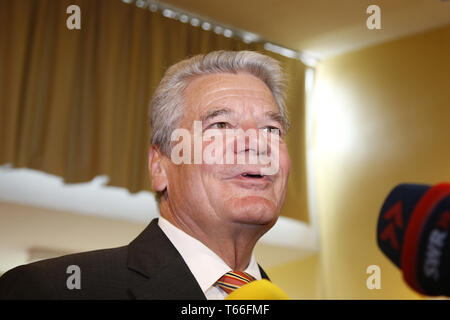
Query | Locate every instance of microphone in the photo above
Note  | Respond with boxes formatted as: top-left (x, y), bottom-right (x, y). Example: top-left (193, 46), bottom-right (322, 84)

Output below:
top-left (377, 183), bottom-right (450, 296)
top-left (225, 279), bottom-right (289, 300)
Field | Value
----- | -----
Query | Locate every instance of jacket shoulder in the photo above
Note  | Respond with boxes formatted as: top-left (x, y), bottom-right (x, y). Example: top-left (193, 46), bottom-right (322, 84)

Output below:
top-left (0, 246), bottom-right (130, 299)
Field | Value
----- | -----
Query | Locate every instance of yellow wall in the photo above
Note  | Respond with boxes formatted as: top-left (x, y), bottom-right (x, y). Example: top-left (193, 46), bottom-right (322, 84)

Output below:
top-left (267, 254), bottom-right (320, 299)
top-left (312, 24), bottom-right (450, 299)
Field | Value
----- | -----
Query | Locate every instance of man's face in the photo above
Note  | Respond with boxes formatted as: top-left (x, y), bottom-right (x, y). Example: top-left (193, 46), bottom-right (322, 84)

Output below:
top-left (161, 72), bottom-right (290, 231)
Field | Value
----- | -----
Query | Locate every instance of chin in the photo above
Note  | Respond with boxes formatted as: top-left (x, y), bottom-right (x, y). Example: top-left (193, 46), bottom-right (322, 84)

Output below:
top-left (227, 196), bottom-right (279, 226)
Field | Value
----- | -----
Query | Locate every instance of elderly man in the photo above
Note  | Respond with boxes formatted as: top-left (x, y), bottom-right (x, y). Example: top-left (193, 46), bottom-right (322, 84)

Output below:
top-left (0, 51), bottom-right (291, 299)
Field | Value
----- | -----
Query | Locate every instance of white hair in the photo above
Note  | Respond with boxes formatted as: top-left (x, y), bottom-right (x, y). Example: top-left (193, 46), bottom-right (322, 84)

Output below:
top-left (149, 50), bottom-right (288, 155)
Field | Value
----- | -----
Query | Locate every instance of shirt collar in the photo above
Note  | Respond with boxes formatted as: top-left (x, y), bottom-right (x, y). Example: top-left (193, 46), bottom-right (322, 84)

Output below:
top-left (157, 216), bottom-right (261, 293)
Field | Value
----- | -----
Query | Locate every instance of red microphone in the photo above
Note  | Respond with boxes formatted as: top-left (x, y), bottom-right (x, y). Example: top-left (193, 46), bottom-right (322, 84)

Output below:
top-left (377, 183), bottom-right (450, 296)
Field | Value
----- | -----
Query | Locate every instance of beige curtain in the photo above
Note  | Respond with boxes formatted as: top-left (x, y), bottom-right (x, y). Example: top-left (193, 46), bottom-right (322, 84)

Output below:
top-left (0, 0), bottom-right (309, 222)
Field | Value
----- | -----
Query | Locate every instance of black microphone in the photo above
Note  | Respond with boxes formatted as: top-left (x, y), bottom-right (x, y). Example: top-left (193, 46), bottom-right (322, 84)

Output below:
top-left (377, 182), bottom-right (450, 296)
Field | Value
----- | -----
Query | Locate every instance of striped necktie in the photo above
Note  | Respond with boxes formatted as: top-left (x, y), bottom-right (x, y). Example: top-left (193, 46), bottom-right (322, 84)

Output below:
top-left (216, 271), bottom-right (256, 294)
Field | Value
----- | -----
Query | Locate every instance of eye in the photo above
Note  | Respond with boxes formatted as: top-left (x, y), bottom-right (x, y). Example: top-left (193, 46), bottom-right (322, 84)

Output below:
top-left (262, 126), bottom-right (281, 135)
top-left (210, 122), bottom-right (230, 129)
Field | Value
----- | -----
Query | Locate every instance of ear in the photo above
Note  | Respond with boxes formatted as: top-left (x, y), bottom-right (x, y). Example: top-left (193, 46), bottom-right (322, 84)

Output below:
top-left (148, 146), bottom-right (168, 193)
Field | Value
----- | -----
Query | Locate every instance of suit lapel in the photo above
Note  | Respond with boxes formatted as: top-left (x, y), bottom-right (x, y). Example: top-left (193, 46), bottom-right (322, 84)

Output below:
top-left (258, 265), bottom-right (270, 281)
top-left (127, 219), bottom-right (206, 300)
top-left (126, 218), bottom-right (271, 299)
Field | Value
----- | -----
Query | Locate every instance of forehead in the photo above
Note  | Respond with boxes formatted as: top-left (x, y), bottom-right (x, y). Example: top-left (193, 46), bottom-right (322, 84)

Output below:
top-left (183, 72), bottom-right (278, 118)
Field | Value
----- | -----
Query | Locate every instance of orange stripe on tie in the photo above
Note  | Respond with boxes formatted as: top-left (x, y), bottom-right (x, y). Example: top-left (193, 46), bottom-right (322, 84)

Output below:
top-left (216, 271), bottom-right (255, 295)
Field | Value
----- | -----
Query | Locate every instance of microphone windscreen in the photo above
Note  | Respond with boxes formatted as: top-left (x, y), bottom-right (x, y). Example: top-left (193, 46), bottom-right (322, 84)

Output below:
top-left (402, 184), bottom-right (450, 296)
top-left (225, 279), bottom-right (289, 300)
top-left (377, 183), bottom-right (430, 268)
top-left (377, 182), bottom-right (450, 296)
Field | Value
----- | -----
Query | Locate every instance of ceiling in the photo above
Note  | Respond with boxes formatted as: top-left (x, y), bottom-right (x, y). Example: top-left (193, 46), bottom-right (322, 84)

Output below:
top-left (159, 0), bottom-right (450, 59)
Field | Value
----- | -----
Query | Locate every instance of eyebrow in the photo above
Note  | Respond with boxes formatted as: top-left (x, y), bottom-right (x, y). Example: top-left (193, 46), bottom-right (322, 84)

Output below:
top-left (200, 107), bottom-right (233, 123)
top-left (200, 108), bottom-right (286, 129)
top-left (264, 111), bottom-right (284, 125)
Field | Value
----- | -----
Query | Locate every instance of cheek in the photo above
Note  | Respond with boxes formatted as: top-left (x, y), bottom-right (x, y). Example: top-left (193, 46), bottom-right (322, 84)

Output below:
top-left (271, 147), bottom-right (290, 201)
top-left (278, 145), bottom-right (291, 179)
top-left (167, 164), bottom-right (198, 196)
top-left (199, 164), bottom-right (225, 196)
top-left (166, 164), bottom-right (217, 214)
top-left (200, 164), bottom-right (235, 192)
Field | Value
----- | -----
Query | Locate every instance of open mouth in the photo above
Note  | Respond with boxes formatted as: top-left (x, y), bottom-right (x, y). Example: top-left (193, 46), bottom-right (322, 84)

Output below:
top-left (241, 173), bottom-right (265, 179)
top-left (229, 170), bottom-right (271, 188)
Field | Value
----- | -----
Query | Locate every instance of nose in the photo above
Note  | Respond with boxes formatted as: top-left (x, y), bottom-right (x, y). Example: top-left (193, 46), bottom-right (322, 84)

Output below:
top-left (230, 120), bottom-right (270, 163)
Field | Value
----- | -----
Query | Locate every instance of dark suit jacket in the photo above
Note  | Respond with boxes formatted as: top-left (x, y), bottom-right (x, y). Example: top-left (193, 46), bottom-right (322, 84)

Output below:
top-left (0, 218), bottom-right (269, 299)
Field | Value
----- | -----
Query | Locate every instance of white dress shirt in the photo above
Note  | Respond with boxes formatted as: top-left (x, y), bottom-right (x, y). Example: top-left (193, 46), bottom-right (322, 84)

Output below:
top-left (158, 216), bottom-right (262, 300)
